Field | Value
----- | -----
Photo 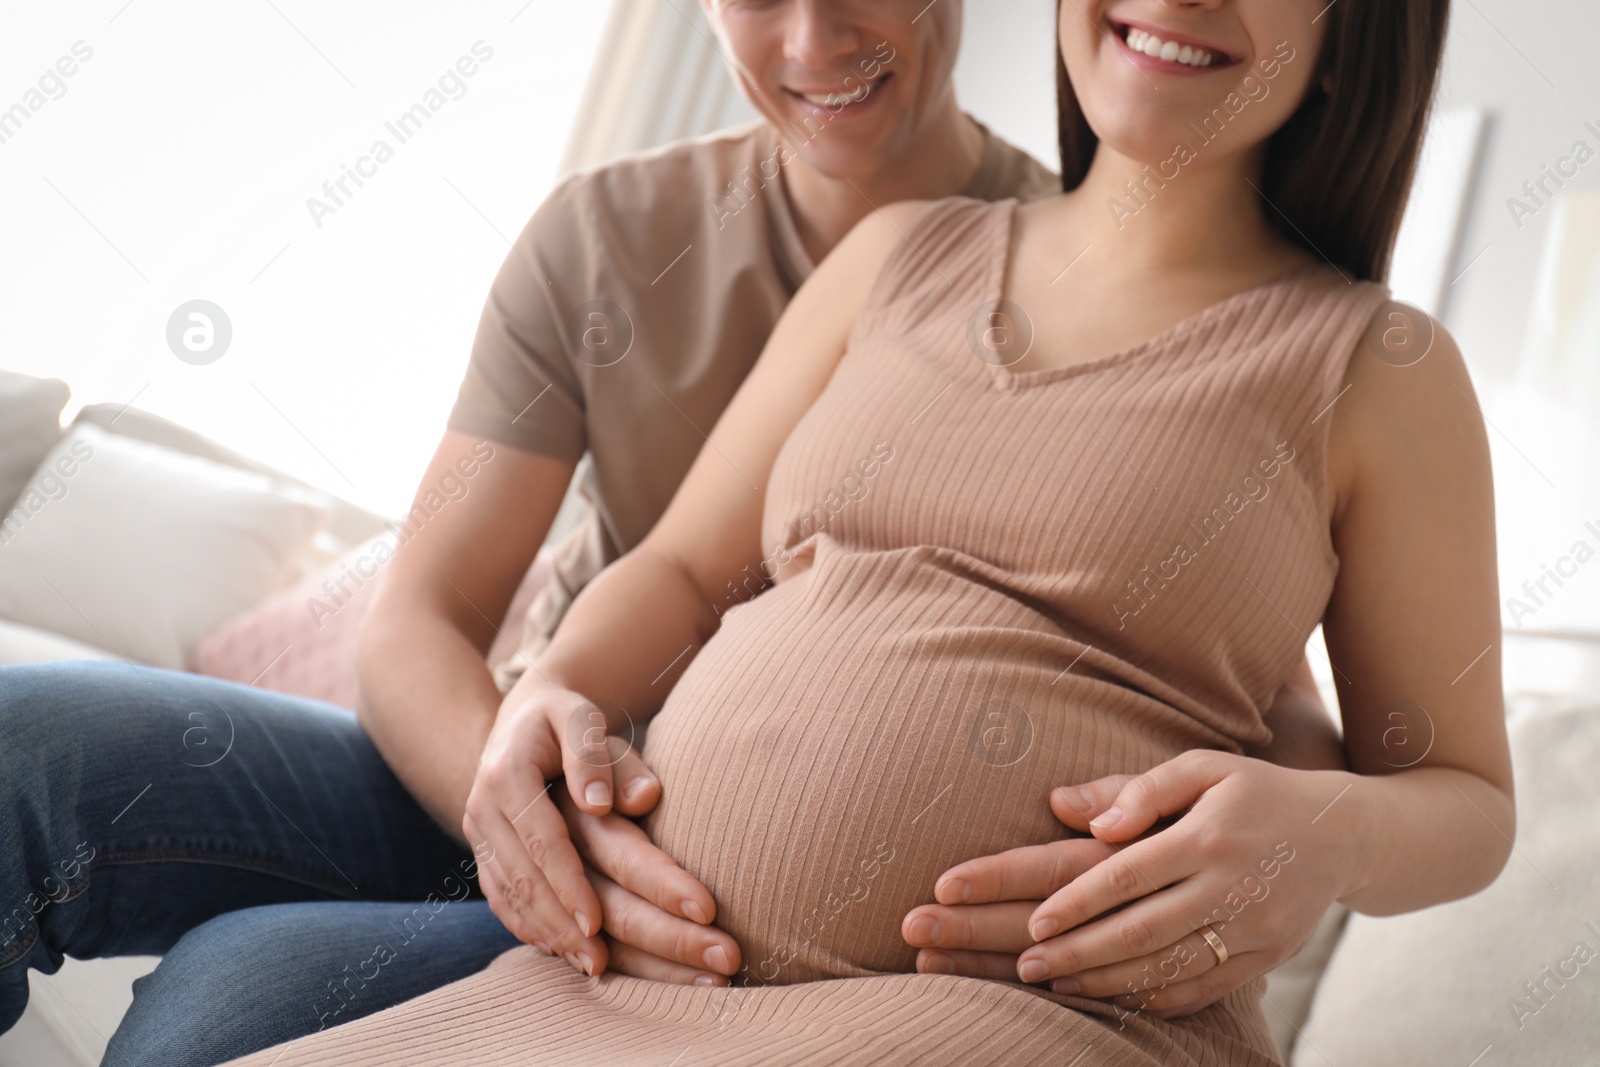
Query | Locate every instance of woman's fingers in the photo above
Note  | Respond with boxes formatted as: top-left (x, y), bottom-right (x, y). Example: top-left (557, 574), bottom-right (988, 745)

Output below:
top-left (1084, 751), bottom-right (1235, 844)
top-left (1057, 926), bottom-right (1225, 1000)
top-left (1023, 835), bottom-right (1190, 948)
top-left (605, 937), bottom-right (730, 986)
top-left (914, 948), bottom-right (1022, 982)
top-left (1020, 877), bottom-right (1233, 983)
top-left (1105, 954), bottom-right (1257, 1018)
top-left (560, 793), bottom-right (717, 927)
top-left (1048, 776), bottom-right (1135, 833)
top-left (901, 899), bottom-right (1040, 955)
top-left (591, 869), bottom-right (741, 978)
top-left (932, 837), bottom-right (1117, 905)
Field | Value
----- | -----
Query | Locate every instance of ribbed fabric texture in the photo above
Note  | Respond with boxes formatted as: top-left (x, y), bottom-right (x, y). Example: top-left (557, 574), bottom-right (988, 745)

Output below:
top-left (227, 198), bottom-right (1391, 1067)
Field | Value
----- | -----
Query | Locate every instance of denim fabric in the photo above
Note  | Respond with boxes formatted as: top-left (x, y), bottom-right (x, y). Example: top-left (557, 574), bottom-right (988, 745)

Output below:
top-left (0, 662), bottom-right (519, 1065)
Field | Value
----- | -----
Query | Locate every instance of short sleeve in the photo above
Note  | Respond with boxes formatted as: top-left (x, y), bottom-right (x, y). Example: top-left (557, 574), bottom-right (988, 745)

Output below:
top-left (446, 179), bottom-right (588, 463)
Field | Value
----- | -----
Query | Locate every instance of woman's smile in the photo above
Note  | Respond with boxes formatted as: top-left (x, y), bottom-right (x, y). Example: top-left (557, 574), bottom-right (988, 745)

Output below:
top-left (1110, 19), bottom-right (1241, 71)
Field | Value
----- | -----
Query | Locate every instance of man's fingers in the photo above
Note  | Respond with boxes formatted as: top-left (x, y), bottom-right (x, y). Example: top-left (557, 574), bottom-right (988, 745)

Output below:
top-left (608, 739), bottom-right (663, 816)
top-left (605, 938), bottom-right (729, 986)
top-left (562, 798), bottom-right (717, 926)
top-left (503, 779), bottom-right (605, 939)
top-left (592, 870), bottom-right (740, 976)
top-left (472, 811), bottom-right (591, 957)
top-left (901, 900), bottom-right (1039, 954)
top-left (933, 837), bottom-right (1118, 905)
top-left (556, 699), bottom-right (620, 817)
top-left (1049, 776), bottom-right (1134, 833)
top-left (914, 947), bottom-right (1021, 981)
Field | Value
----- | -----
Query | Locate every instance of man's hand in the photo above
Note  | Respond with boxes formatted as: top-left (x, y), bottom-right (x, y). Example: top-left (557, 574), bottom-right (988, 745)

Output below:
top-left (463, 682), bottom-right (643, 970)
top-left (464, 681), bottom-right (740, 983)
top-left (560, 797), bottom-right (742, 985)
top-left (900, 834), bottom-right (1118, 991)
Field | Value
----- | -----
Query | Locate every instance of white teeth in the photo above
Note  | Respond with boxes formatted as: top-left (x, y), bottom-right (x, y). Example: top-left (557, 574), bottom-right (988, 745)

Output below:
top-left (1124, 27), bottom-right (1220, 67)
top-left (801, 80), bottom-right (875, 108)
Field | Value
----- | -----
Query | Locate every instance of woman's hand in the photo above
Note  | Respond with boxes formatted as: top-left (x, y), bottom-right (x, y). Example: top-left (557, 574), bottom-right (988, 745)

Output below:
top-left (1031, 752), bottom-right (1360, 1016)
top-left (556, 792), bottom-right (742, 986)
top-left (905, 751), bottom-right (1364, 1019)
top-left (901, 834), bottom-right (1118, 982)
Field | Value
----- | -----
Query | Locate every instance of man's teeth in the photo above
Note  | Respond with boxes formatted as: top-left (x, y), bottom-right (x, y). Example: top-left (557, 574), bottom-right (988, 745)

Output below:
top-left (1125, 27), bottom-right (1220, 67)
top-left (801, 80), bottom-right (875, 108)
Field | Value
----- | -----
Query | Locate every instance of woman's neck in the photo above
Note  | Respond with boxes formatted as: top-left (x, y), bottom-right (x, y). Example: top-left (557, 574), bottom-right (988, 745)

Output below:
top-left (1066, 142), bottom-right (1303, 278)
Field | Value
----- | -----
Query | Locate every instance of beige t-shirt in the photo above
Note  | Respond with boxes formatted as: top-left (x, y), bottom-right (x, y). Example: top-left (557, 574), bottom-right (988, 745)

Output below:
top-left (446, 119), bottom-right (1059, 689)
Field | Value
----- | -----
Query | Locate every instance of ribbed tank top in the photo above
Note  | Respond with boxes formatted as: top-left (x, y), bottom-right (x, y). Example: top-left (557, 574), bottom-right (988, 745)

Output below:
top-left (225, 197), bottom-right (1393, 1067)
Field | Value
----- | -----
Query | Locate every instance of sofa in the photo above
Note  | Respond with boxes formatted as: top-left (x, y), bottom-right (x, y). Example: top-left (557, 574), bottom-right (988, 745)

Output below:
top-left (2, 367), bottom-right (1597, 1066)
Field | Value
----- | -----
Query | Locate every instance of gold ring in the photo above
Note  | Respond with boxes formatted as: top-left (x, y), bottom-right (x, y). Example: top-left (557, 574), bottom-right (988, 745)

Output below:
top-left (1197, 923), bottom-right (1229, 966)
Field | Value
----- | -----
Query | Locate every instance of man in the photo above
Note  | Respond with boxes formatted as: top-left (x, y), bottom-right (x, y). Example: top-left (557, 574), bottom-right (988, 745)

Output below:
top-left (0, 2), bottom-right (1339, 1063)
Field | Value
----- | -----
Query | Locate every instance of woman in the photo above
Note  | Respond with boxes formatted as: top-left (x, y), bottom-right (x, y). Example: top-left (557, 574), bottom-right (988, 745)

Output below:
top-left (233, 0), bottom-right (1512, 1063)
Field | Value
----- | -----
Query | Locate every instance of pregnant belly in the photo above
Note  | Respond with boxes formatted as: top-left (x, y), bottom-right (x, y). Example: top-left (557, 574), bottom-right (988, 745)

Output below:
top-left (639, 543), bottom-right (1185, 986)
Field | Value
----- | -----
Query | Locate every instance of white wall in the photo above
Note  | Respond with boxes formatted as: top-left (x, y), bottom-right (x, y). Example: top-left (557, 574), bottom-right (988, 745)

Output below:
top-left (951, 0), bottom-right (1060, 176)
top-left (1, 2), bottom-right (609, 517)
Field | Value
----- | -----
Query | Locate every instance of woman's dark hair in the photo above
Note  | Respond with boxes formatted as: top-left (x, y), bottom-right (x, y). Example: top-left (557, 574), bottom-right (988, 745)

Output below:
top-left (1055, 1), bottom-right (1451, 283)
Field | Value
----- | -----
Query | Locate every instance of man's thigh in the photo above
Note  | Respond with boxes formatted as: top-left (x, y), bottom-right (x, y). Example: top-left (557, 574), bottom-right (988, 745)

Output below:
top-left (0, 661), bottom-right (476, 972)
top-left (104, 900), bottom-right (520, 1067)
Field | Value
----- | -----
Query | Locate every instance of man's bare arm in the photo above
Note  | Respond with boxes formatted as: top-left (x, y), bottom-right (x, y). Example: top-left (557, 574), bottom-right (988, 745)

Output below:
top-left (355, 430), bottom-right (573, 842)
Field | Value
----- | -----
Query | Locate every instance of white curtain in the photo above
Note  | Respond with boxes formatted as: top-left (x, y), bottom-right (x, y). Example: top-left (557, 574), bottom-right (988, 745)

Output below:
top-left (560, 0), bottom-right (757, 174)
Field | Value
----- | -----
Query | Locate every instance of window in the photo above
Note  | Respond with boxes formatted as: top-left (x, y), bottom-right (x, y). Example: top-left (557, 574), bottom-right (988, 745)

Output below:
top-left (2, 2), bottom-right (610, 514)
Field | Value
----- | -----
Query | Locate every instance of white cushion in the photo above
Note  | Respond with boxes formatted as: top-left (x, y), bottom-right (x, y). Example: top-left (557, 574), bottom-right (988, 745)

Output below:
top-left (0, 618), bottom-right (117, 665)
top-left (0, 368), bottom-right (70, 515)
top-left (1294, 701), bottom-right (1600, 1065)
top-left (0, 424), bottom-right (330, 670)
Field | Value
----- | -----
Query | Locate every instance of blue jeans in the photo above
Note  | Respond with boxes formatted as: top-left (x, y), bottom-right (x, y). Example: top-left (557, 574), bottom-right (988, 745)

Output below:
top-left (0, 661), bottom-right (520, 1066)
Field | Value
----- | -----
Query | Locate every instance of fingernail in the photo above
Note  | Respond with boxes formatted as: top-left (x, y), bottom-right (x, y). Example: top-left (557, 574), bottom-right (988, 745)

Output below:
top-left (1018, 959), bottom-right (1051, 983)
top-left (576, 951), bottom-right (595, 975)
top-left (944, 878), bottom-right (973, 903)
top-left (1030, 918), bottom-right (1061, 941)
top-left (585, 781), bottom-right (611, 807)
top-left (574, 910), bottom-right (592, 937)
top-left (623, 778), bottom-right (653, 804)
top-left (906, 915), bottom-right (941, 944)
top-left (705, 945), bottom-right (730, 972)
top-left (1054, 976), bottom-right (1082, 995)
top-left (564, 951), bottom-right (582, 972)
top-left (533, 940), bottom-right (551, 954)
top-left (1059, 786), bottom-right (1093, 814)
top-left (694, 974), bottom-right (718, 987)
top-left (920, 951), bottom-right (954, 974)
top-left (1089, 805), bottom-right (1123, 830)
top-left (682, 898), bottom-right (710, 924)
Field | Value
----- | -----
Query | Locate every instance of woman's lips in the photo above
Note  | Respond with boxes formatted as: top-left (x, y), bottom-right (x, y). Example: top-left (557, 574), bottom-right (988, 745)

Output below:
top-left (1110, 20), bottom-right (1240, 73)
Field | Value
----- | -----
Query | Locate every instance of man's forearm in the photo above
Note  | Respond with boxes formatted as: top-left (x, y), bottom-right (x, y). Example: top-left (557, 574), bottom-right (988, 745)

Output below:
top-left (356, 613), bottom-right (503, 845)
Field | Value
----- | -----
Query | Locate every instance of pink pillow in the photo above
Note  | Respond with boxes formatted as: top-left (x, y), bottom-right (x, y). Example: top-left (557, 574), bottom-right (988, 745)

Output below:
top-left (192, 538), bottom-right (552, 710)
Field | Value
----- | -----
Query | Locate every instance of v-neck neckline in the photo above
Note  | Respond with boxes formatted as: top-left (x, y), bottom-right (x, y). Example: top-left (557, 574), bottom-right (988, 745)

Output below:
top-left (983, 199), bottom-right (1324, 392)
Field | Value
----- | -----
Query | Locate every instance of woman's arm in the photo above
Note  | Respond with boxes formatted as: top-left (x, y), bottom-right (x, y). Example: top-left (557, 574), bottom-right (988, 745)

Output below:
top-left (1316, 308), bottom-right (1513, 912)
top-left (461, 202), bottom-right (926, 974)
top-left (1244, 654), bottom-right (1348, 771)
top-left (928, 308), bottom-right (1514, 1016)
